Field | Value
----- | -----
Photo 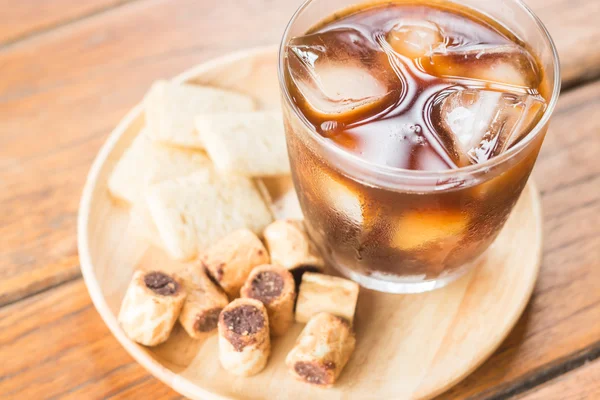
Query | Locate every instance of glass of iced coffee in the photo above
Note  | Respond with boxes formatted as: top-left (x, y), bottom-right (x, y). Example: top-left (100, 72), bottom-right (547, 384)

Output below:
top-left (278, 0), bottom-right (560, 293)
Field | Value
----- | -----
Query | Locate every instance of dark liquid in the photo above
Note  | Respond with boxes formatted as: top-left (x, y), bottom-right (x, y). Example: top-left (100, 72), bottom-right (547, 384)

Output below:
top-left (282, 1), bottom-right (548, 282)
top-left (286, 2), bottom-right (546, 171)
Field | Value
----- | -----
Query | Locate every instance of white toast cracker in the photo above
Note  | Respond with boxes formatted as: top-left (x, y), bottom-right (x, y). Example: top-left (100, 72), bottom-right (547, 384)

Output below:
top-left (146, 171), bottom-right (274, 260)
top-left (129, 202), bottom-right (163, 248)
top-left (108, 130), bottom-right (212, 205)
top-left (196, 111), bottom-right (290, 176)
top-left (144, 81), bottom-right (255, 149)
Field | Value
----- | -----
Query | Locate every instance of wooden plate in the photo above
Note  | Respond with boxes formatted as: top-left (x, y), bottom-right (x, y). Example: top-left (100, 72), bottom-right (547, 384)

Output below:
top-left (78, 46), bottom-right (543, 399)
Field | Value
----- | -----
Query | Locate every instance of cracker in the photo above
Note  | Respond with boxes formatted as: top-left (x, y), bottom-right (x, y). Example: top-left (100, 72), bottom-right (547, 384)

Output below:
top-left (129, 202), bottom-right (163, 248)
top-left (144, 81), bottom-right (255, 149)
top-left (108, 130), bottom-right (212, 205)
top-left (196, 111), bottom-right (290, 176)
top-left (146, 171), bottom-right (274, 260)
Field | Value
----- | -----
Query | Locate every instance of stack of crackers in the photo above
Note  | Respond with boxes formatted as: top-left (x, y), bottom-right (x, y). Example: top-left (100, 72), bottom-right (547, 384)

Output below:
top-left (110, 80), bottom-right (361, 387)
top-left (109, 80), bottom-right (288, 260)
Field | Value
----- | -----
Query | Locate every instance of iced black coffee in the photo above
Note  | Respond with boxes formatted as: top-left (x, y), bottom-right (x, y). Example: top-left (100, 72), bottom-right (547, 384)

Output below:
top-left (280, 0), bottom-right (559, 292)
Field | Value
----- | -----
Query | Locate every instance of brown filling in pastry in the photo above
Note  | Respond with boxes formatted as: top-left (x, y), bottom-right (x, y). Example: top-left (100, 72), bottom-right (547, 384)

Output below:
top-left (248, 271), bottom-right (284, 304)
top-left (194, 307), bottom-right (223, 332)
top-left (144, 271), bottom-right (179, 296)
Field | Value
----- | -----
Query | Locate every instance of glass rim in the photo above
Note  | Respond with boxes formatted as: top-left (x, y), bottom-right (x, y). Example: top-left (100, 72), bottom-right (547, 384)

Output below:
top-left (277, 0), bottom-right (561, 185)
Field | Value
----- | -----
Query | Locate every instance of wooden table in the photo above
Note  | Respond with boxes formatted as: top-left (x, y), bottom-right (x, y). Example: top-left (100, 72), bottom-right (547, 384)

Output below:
top-left (1, 0), bottom-right (599, 398)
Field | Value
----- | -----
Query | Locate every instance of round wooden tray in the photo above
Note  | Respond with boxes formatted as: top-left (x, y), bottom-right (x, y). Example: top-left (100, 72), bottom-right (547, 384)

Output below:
top-left (78, 47), bottom-right (543, 400)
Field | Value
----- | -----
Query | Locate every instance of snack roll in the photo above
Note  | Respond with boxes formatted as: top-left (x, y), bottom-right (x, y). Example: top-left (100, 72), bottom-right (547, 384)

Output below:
top-left (286, 312), bottom-right (356, 387)
top-left (295, 272), bottom-right (359, 324)
top-left (179, 265), bottom-right (230, 339)
top-left (263, 219), bottom-right (325, 272)
top-left (240, 264), bottom-right (296, 336)
top-left (263, 219), bottom-right (325, 290)
top-left (218, 298), bottom-right (271, 376)
top-left (202, 229), bottom-right (270, 299)
top-left (118, 270), bottom-right (186, 346)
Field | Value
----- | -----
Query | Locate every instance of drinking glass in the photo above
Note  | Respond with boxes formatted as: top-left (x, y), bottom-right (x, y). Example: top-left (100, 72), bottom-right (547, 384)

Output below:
top-left (278, 0), bottom-right (561, 293)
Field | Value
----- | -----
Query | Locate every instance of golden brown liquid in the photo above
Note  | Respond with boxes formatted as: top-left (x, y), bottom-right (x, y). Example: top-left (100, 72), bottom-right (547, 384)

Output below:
top-left (282, 1), bottom-right (548, 281)
top-left (286, 2), bottom-right (546, 171)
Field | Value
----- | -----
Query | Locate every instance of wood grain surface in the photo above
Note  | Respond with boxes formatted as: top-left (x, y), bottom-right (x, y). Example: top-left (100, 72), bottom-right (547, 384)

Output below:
top-left (0, 0), bottom-right (298, 307)
top-left (517, 360), bottom-right (600, 400)
top-left (535, 0), bottom-right (600, 87)
top-left (0, 0), bottom-right (132, 45)
top-left (0, 280), bottom-right (181, 399)
top-left (1, 0), bottom-right (599, 398)
top-left (1, 0), bottom-right (598, 307)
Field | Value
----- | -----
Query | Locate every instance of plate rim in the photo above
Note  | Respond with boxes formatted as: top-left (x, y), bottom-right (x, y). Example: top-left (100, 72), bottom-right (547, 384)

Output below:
top-left (418, 182), bottom-right (542, 398)
top-left (77, 45), bottom-right (543, 400)
top-left (77, 46), bottom-right (278, 400)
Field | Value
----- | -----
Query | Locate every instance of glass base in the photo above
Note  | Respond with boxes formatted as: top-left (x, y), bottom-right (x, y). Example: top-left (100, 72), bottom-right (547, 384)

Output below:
top-left (332, 260), bottom-right (473, 294)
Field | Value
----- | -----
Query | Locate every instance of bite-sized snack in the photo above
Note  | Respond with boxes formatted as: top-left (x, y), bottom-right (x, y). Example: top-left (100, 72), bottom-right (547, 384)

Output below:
top-left (202, 229), bottom-right (270, 299)
top-left (118, 270), bottom-right (186, 346)
top-left (179, 265), bottom-right (229, 339)
top-left (144, 80), bottom-right (255, 149)
top-left (218, 298), bottom-right (271, 376)
top-left (146, 171), bottom-right (273, 260)
top-left (295, 272), bottom-right (359, 324)
top-left (196, 111), bottom-right (290, 177)
top-left (393, 209), bottom-right (469, 251)
top-left (263, 219), bottom-right (324, 276)
top-left (108, 130), bottom-right (212, 205)
top-left (240, 264), bottom-right (295, 336)
top-left (286, 312), bottom-right (356, 387)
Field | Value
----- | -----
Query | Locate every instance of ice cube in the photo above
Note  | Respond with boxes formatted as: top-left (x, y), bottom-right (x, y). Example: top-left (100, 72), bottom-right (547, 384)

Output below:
top-left (344, 120), bottom-right (419, 169)
top-left (387, 20), bottom-right (446, 59)
top-left (433, 87), bottom-right (546, 166)
top-left (393, 209), bottom-right (469, 251)
top-left (420, 44), bottom-right (541, 88)
top-left (318, 171), bottom-right (363, 226)
top-left (287, 28), bottom-right (398, 121)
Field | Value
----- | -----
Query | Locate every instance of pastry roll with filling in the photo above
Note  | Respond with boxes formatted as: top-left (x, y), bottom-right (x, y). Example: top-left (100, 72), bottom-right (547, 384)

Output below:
top-left (202, 229), bottom-right (270, 299)
top-left (118, 270), bottom-right (186, 346)
top-left (179, 265), bottom-right (229, 339)
top-left (240, 264), bottom-right (295, 336)
top-left (286, 312), bottom-right (356, 387)
top-left (295, 272), bottom-right (359, 324)
top-left (218, 298), bottom-right (271, 376)
top-left (263, 219), bottom-right (324, 288)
